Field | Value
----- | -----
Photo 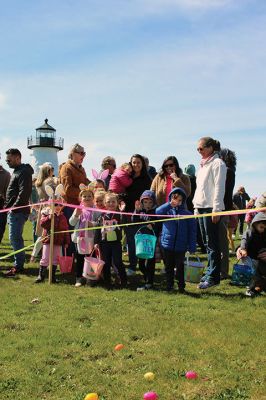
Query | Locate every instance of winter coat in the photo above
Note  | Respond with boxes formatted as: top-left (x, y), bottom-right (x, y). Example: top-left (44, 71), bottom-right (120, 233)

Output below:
top-left (131, 190), bottom-right (161, 236)
top-left (151, 173), bottom-right (191, 206)
top-left (5, 163), bottom-right (34, 214)
top-left (0, 166), bottom-right (11, 199)
top-left (41, 213), bottom-right (70, 245)
top-left (233, 191), bottom-right (250, 211)
top-left (156, 187), bottom-right (196, 253)
top-left (240, 212), bottom-right (266, 260)
top-left (94, 212), bottom-right (124, 243)
top-left (109, 169), bottom-right (133, 194)
top-left (59, 160), bottom-right (89, 205)
top-left (125, 174), bottom-right (152, 212)
top-left (69, 208), bottom-right (98, 243)
top-left (193, 154), bottom-right (226, 213)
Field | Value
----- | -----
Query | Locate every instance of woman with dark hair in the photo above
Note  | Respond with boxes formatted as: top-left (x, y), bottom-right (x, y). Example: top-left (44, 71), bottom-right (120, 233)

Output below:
top-left (193, 136), bottom-right (227, 289)
top-left (125, 154), bottom-right (152, 275)
top-left (219, 148), bottom-right (237, 278)
top-left (151, 156), bottom-right (191, 206)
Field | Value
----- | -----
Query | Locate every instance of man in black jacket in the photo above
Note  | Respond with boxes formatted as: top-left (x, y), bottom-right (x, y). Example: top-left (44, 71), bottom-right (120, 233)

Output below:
top-left (4, 149), bottom-right (33, 277)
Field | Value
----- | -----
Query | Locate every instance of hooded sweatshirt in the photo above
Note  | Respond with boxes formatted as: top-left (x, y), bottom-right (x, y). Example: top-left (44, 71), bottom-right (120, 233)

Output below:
top-left (132, 190), bottom-right (160, 236)
top-left (240, 212), bottom-right (266, 260)
top-left (5, 163), bottom-right (34, 214)
top-left (156, 187), bottom-right (196, 253)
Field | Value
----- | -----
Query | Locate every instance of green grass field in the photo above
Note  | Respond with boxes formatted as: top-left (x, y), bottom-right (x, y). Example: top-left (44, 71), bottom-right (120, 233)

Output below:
top-left (0, 222), bottom-right (265, 400)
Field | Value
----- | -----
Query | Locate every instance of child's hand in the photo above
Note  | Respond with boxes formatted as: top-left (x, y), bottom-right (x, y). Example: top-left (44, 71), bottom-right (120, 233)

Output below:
top-left (75, 207), bottom-right (82, 216)
top-left (135, 200), bottom-right (142, 211)
top-left (119, 201), bottom-right (126, 212)
top-left (147, 224), bottom-right (153, 230)
top-left (236, 248), bottom-right (247, 260)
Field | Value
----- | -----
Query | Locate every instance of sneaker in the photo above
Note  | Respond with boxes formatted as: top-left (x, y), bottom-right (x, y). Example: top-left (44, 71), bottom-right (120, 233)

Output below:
top-left (75, 278), bottom-right (83, 288)
top-left (4, 267), bottom-right (17, 277)
top-left (198, 281), bottom-right (219, 290)
top-left (137, 283), bottom-right (153, 291)
top-left (126, 269), bottom-right (136, 276)
top-left (245, 289), bottom-right (260, 297)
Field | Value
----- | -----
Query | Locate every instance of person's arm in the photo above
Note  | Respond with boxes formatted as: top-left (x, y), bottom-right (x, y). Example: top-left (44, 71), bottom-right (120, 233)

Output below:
top-left (212, 160), bottom-right (227, 222)
top-left (60, 165), bottom-right (80, 203)
top-left (117, 171), bottom-right (133, 189)
top-left (12, 172), bottom-right (32, 209)
top-left (188, 216), bottom-right (197, 253)
top-left (156, 202), bottom-right (171, 215)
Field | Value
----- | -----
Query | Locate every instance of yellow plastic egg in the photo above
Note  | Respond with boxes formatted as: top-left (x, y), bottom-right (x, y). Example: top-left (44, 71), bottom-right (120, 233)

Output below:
top-left (144, 372), bottom-right (155, 381)
top-left (84, 393), bottom-right (99, 400)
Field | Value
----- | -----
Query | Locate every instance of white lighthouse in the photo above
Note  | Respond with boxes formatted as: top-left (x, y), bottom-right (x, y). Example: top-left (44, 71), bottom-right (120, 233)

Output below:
top-left (27, 119), bottom-right (64, 177)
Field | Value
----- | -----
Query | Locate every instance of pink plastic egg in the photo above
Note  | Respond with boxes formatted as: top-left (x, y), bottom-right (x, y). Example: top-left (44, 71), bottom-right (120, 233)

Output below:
top-left (143, 391), bottom-right (158, 400)
top-left (185, 370), bottom-right (198, 380)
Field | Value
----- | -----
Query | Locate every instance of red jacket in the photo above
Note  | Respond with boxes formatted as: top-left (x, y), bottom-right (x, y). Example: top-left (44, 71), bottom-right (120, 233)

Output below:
top-left (41, 213), bottom-right (70, 245)
top-left (109, 169), bottom-right (133, 194)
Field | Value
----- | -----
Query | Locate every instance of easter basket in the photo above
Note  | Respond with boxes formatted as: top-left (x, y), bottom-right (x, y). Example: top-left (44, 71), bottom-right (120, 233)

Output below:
top-left (231, 257), bottom-right (254, 286)
top-left (135, 227), bottom-right (157, 259)
top-left (58, 249), bottom-right (74, 274)
top-left (83, 248), bottom-right (105, 281)
top-left (184, 255), bottom-right (205, 283)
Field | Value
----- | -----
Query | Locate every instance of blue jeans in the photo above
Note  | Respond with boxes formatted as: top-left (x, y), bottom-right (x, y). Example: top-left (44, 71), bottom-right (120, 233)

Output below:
top-left (7, 212), bottom-right (28, 270)
top-left (198, 208), bottom-right (221, 284)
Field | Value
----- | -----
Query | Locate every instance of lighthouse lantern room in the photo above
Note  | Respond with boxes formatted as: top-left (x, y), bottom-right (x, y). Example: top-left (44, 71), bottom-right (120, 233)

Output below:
top-left (27, 119), bottom-right (64, 177)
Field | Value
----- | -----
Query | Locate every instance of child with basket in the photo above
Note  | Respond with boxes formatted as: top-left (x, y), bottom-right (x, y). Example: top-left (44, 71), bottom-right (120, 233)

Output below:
top-left (95, 191), bottom-right (127, 289)
top-left (237, 212), bottom-right (266, 297)
top-left (132, 190), bottom-right (160, 290)
top-left (156, 187), bottom-right (196, 293)
top-left (35, 202), bottom-right (70, 283)
top-left (69, 187), bottom-right (98, 287)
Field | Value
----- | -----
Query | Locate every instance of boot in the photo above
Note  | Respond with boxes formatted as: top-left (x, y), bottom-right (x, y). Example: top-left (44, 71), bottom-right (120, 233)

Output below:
top-left (35, 266), bottom-right (46, 283)
top-left (52, 265), bottom-right (58, 283)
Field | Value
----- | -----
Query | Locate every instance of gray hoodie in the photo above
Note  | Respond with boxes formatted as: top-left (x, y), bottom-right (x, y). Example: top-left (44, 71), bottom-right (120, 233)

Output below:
top-left (241, 212), bottom-right (266, 259)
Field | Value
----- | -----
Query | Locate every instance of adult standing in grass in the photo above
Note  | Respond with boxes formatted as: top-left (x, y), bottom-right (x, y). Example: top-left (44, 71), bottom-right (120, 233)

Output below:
top-left (193, 137), bottom-right (227, 289)
top-left (4, 148), bottom-right (34, 277)
top-left (151, 156), bottom-right (191, 206)
top-left (125, 154), bottom-right (151, 275)
top-left (219, 148), bottom-right (237, 279)
top-left (59, 144), bottom-right (89, 256)
top-left (0, 154), bottom-right (11, 244)
top-left (233, 186), bottom-right (250, 237)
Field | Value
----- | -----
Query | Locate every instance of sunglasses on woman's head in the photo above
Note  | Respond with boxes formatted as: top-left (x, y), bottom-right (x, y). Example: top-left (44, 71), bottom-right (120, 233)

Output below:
top-left (164, 163), bottom-right (174, 168)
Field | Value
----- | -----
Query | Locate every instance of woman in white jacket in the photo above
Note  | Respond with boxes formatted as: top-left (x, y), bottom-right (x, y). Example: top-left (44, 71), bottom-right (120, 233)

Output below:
top-left (193, 137), bottom-right (227, 289)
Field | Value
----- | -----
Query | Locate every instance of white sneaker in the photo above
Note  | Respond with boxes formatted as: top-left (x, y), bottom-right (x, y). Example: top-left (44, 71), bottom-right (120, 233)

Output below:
top-left (75, 279), bottom-right (82, 287)
top-left (137, 284), bottom-right (153, 291)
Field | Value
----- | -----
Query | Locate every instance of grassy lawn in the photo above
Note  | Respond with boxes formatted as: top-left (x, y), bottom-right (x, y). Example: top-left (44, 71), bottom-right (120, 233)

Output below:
top-left (0, 222), bottom-right (265, 400)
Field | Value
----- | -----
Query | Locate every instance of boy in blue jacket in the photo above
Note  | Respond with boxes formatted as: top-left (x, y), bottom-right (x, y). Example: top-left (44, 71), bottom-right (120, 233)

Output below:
top-left (156, 187), bottom-right (196, 292)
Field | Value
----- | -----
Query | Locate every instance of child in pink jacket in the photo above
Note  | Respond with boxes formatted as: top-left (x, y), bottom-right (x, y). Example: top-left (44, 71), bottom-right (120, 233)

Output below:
top-left (109, 162), bottom-right (133, 194)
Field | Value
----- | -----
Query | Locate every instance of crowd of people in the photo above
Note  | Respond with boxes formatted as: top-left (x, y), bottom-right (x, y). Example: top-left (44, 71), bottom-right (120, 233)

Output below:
top-left (0, 137), bottom-right (266, 296)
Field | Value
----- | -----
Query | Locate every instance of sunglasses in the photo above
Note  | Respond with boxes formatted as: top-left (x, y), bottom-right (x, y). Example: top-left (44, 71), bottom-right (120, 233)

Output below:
top-left (197, 147), bottom-right (206, 152)
top-left (164, 163), bottom-right (174, 168)
top-left (75, 151), bottom-right (86, 156)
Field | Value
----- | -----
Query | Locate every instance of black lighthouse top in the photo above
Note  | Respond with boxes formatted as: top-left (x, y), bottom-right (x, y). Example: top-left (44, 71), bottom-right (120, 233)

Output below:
top-left (27, 119), bottom-right (64, 150)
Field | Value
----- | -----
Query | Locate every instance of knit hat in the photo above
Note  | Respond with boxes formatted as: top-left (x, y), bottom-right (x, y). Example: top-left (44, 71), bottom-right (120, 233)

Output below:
top-left (184, 164), bottom-right (196, 177)
top-left (140, 190), bottom-right (156, 207)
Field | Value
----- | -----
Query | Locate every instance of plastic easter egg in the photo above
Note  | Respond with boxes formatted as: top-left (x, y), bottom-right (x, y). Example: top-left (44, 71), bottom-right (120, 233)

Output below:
top-left (185, 370), bottom-right (198, 380)
top-left (144, 372), bottom-right (155, 381)
top-left (114, 343), bottom-right (124, 351)
top-left (84, 393), bottom-right (99, 400)
top-left (143, 391), bottom-right (158, 400)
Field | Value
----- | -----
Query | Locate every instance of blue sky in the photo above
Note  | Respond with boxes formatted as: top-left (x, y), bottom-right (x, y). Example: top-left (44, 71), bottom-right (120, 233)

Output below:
top-left (0, 0), bottom-right (265, 197)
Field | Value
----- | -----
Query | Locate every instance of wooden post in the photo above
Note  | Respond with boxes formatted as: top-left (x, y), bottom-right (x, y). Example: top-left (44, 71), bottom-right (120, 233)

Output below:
top-left (48, 195), bottom-right (55, 284)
